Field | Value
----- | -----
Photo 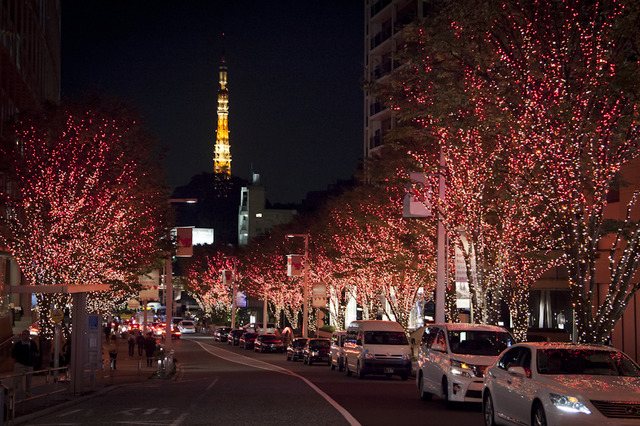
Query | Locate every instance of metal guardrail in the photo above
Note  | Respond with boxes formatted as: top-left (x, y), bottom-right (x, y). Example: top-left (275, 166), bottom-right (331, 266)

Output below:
top-left (0, 366), bottom-right (70, 424)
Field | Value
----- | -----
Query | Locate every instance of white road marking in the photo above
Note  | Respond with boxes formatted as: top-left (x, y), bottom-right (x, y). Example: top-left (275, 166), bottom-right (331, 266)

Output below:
top-left (195, 341), bottom-right (361, 426)
top-left (205, 377), bottom-right (219, 390)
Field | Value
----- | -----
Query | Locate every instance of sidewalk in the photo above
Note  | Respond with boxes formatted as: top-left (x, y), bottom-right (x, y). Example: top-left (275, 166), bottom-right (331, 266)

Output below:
top-left (4, 335), bottom-right (173, 425)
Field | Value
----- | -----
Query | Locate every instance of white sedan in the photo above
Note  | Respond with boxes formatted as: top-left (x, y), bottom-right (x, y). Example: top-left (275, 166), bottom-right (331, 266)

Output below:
top-left (483, 342), bottom-right (640, 426)
top-left (177, 320), bottom-right (196, 334)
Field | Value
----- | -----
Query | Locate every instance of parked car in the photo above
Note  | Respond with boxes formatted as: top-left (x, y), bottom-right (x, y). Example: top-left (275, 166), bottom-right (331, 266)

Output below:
top-left (214, 327), bottom-right (232, 342)
top-left (239, 332), bottom-right (258, 350)
top-left (330, 331), bottom-right (346, 371)
top-left (483, 342), bottom-right (640, 426)
top-left (303, 338), bottom-right (331, 366)
top-left (417, 323), bottom-right (515, 405)
top-left (227, 329), bottom-right (245, 346)
top-left (177, 320), bottom-right (196, 334)
top-left (286, 338), bottom-right (308, 362)
top-left (254, 334), bottom-right (285, 353)
top-left (344, 320), bottom-right (412, 380)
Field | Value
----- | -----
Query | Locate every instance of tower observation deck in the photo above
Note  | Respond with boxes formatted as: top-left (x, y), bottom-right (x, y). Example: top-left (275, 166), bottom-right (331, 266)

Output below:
top-left (214, 59), bottom-right (231, 175)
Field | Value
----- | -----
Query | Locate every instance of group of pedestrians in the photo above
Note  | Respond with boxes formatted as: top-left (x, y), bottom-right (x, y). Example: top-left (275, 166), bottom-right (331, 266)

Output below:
top-left (104, 327), bottom-right (157, 370)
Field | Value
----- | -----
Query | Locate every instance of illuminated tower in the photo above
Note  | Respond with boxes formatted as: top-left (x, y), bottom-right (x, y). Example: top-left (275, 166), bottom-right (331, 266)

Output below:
top-left (214, 58), bottom-right (231, 175)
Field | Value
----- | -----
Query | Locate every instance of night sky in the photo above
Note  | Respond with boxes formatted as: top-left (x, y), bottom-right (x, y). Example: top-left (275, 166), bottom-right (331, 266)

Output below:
top-left (61, 1), bottom-right (364, 204)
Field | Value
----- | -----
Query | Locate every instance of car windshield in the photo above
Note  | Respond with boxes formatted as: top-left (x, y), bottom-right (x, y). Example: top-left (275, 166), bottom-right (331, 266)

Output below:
top-left (309, 340), bottom-right (330, 349)
top-left (181, 321), bottom-right (194, 326)
top-left (262, 336), bottom-right (280, 342)
top-left (537, 349), bottom-right (640, 376)
top-left (363, 331), bottom-right (408, 345)
top-left (292, 340), bottom-right (307, 347)
top-left (448, 331), bottom-right (514, 356)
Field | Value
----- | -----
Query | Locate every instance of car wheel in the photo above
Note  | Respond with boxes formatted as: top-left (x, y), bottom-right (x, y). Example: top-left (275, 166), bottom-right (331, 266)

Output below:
top-left (400, 373), bottom-right (408, 381)
top-left (338, 358), bottom-right (344, 372)
top-left (442, 377), bottom-right (452, 408)
top-left (346, 362), bottom-right (352, 376)
top-left (286, 353), bottom-right (291, 361)
top-left (331, 360), bottom-right (336, 370)
top-left (483, 391), bottom-right (497, 426)
top-left (308, 358), bottom-right (313, 366)
top-left (419, 374), bottom-right (433, 401)
top-left (532, 402), bottom-right (547, 426)
top-left (357, 362), bottom-right (365, 379)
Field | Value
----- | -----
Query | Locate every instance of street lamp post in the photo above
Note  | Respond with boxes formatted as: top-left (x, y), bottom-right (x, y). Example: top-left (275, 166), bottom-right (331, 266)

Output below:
top-left (287, 233), bottom-right (309, 338)
top-left (165, 198), bottom-right (197, 350)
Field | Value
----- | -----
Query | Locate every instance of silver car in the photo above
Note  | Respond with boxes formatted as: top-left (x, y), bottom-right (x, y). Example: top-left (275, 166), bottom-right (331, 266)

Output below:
top-left (483, 342), bottom-right (640, 426)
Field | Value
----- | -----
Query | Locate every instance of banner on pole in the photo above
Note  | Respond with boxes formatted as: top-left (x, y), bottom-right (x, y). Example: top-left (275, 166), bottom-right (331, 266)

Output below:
top-left (403, 172), bottom-right (432, 217)
top-left (287, 254), bottom-right (303, 277)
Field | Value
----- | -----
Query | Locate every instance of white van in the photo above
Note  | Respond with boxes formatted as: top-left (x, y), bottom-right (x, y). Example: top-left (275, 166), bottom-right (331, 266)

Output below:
top-left (343, 320), bottom-right (411, 380)
top-left (416, 323), bottom-right (515, 405)
top-left (329, 330), bottom-right (346, 372)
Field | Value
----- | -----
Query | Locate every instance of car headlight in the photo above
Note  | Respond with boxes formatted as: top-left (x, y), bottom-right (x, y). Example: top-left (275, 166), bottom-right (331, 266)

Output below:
top-left (549, 393), bottom-right (591, 414)
top-left (450, 360), bottom-right (474, 379)
top-left (311, 351), bottom-right (319, 356)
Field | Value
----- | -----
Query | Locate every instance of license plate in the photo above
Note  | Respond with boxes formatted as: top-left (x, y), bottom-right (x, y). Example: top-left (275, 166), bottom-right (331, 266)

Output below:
top-left (384, 368), bottom-right (394, 374)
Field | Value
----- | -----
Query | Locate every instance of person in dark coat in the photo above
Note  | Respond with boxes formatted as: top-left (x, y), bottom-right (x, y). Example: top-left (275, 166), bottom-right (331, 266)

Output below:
top-left (12, 330), bottom-right (39, 397)
top-left (127, 334), bottom-right (135, 357)
top-left (136, 333), bottom-right (145, 356)
top-left (144, 333), bottom-right (156, 367)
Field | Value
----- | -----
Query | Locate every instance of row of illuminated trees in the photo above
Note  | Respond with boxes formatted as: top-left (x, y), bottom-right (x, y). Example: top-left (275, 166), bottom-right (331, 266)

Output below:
top-left (3, 0), bottom-right (640, 344)
top-left (184, 0), bottom-right (640, 343)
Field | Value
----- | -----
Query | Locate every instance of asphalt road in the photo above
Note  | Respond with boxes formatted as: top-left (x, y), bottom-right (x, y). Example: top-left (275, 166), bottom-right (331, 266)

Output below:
top-left (24, 336), bottom-right (483, 425)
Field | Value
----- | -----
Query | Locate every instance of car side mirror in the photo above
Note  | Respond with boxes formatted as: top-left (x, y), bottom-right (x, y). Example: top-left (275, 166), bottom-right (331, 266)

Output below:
top-left (507, 366), bottom-right (527, 377)
top-left (431, 342), bottom-right (445, 352)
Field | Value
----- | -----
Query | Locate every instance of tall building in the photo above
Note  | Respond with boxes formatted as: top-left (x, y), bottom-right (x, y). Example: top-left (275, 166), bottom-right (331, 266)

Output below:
top-left (238, 174), bottom-right (297, 246)
top-left (213, 58), bottom-right (231, 175)
top-left (363, 0), bottom-right (430, 159)
top-left (0, 0), bottom-right (61, 333)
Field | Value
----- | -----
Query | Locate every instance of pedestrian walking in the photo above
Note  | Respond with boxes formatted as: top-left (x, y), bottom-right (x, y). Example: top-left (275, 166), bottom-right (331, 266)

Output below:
top-left (12, 330), bottom-right (39, 397)
top-left (104, 324), bottom-right (111, 343)
top-left (127, 334), bottom-right (135, 357)
top-left (136, 333), bottom-right (145, 356)
top-left (108, 335), bottom-right (118, 370)
top-left (144, 333), bottom-right (156, 367)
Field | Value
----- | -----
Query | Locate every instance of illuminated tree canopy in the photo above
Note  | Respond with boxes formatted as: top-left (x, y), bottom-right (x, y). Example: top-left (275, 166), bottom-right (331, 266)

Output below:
top-left (384, 0), bottom-right (640, 342)
top-left (1, 100), bottom-right (171, 337)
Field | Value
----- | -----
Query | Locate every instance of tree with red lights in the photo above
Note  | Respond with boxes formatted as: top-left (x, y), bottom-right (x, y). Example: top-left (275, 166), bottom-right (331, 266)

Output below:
top-left (318, 183), bottom-right (436, 330)
top-left (1, 100), bottom-right (170, 338)
top-left (385, 0), bottom-right (640, 342)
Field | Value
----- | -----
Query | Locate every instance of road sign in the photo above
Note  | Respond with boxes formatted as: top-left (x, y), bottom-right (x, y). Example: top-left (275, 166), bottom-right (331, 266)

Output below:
top-left (50, 308), bottom-right (64, 323)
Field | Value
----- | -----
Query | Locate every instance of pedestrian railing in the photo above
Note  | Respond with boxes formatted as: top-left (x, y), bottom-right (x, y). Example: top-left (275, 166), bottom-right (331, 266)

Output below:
top-left (155, 348), bottom-right (175, 378)
top-left (0, 366), bottom-right (70, 423)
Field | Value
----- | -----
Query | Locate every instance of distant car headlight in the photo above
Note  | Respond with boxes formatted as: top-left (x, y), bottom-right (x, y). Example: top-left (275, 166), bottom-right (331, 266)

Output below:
top-left (549, 393), bottom-right (591, 414)
top-left (450, 360), bottom-right (474, 379)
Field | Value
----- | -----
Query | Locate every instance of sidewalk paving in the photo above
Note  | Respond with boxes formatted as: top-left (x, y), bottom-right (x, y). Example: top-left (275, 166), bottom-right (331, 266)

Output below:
top-left (3, 335), bottom-right (174, 425)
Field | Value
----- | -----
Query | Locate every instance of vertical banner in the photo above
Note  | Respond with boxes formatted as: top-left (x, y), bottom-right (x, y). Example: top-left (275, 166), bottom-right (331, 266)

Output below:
top-left (403, 172), bottom-right (432, 217)
top-left (139, 269), bottom-right (160, 301)
top-left (312, 282), bottom-right (327, 308)
top-left (287, 254), bottom-right (303, 277)
top-left (221, 270), bottom-right (233, 284)
top-left (176, 227), bottom-right (194, 257)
